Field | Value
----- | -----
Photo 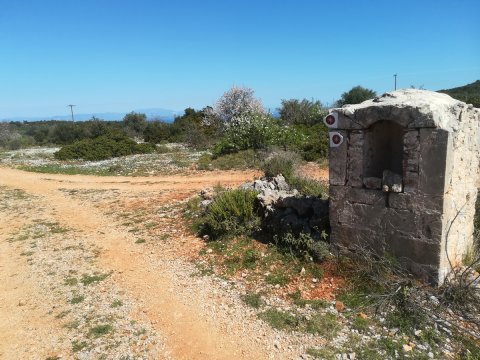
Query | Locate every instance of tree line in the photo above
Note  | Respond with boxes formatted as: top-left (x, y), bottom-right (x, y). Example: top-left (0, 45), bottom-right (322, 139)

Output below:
top-left (0, 85), bottom-right (378, 161)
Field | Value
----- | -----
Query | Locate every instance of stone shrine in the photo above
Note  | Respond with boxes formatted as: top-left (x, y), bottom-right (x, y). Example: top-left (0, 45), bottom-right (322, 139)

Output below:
top-left (324, 89), bottom-right (480, 284)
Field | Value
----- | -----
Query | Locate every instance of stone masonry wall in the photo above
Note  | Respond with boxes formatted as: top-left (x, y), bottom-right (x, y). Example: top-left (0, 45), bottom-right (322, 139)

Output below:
top-left (330, 128), bottom-right (448, 282)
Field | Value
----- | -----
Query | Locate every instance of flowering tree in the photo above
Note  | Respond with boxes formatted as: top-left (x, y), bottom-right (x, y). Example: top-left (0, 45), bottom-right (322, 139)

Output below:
top-left (207, 86), bottom-right (308, 156)
top-left (205, 86), bottom-right (266, 129)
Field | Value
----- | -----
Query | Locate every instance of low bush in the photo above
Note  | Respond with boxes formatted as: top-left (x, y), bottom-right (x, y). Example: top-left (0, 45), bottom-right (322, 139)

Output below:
top-left (288, 176), bottom-right (328, 198)
top-left (262, 151), bottom-right (328, 198)
top-left (242, 292), bottom-right (263, 308)
top-left (212, 114), bottom-right (307, 157)
top-left (54, 132), bottom-right (155, 161)
top-left (258, 309), bottom-right (299, 331)
top-left (212, 115), bottom-right (276, 156)
top-left (197, 150), bottom-right (260, 170)
top-left (199, 189), bottom-right (261, 240)
top-left (258, 309), bottom-right (340, 338)
top-left (293, 123), bottom-right (329, 161)
top-left (273, 232), bottom-right (330, 261)
top-left (261, 150), bottom-right (300, 179)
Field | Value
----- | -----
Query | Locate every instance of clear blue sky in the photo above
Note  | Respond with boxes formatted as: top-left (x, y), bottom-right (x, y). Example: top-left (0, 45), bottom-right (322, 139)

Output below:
top-left (1, 0), bottom-right (479, 118)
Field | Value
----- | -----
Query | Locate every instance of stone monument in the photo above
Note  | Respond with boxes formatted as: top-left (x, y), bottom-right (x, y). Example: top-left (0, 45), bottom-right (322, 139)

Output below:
top-left (324, 89), bottom-right (480, 284)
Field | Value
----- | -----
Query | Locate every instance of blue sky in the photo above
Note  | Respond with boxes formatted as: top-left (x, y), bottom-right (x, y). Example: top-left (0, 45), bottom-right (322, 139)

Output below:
top-left (1, 0), bottom-right (479, 118)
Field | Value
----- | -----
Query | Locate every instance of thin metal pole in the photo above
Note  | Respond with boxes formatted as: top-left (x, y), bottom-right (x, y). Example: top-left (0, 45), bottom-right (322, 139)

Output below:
top-left (67, 104), bottom-right (76, 122)
top-left (394, 74), bottom-right (397, 90)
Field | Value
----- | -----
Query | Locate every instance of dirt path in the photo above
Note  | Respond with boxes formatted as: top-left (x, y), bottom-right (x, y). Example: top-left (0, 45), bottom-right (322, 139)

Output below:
top-left (0, 167), bottom-right (274, 359)
top-left (0, 216), bottom-right (69, 359)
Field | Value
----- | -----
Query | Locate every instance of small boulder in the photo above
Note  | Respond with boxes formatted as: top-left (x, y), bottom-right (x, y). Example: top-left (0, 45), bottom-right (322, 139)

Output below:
top-left (382, 170), bottom-right (403, 193)
top-left (273, 175), bottom-right (290, 191)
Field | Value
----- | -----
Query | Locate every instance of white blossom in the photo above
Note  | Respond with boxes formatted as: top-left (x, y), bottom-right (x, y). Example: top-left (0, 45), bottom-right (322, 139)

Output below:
top-left (204, 86), bottom-right (266, 129)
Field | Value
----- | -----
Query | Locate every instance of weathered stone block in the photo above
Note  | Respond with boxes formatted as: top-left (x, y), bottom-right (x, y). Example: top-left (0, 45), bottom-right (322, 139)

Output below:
top-left (418, 129), bottom-right (449, 195)
top-left (348, 188), bottom-right (385, 206)
top-left (403, 130), bottom-right (419, 151)
top-left (403, 171), bottom-right (419, 193)
top-left (331, 225), bottom-right (386, 253)
top-left (329, 130), bottom-right (347, 185)
top-left (329, 186), bottom-right (347, 227)
top-left (384, 208), bottom-right (416, 235)
top-left (329, 185), bottom-right (347, 202)
top-left (405, 158), bottom-right (419, 172)
top-left (347, 132), bottom-right (364, 188)
top-left (388, 193), bottom-right (411, 209)
top-left (415, 210), bottom-right (443, 240)
top-left (350, 203), bottom-right (387, 229)
top-left (335, 112), bottom-right (361, 130)
top-left (387, 235), bottom-right (441, 266)
top-left (363, 177), bottom-right (382, 189)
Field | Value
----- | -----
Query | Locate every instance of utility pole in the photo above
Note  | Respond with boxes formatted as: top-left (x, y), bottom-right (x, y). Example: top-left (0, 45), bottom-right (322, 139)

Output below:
top-left (67, 104), bottom-right (76, 122)
top-left (394, 74), bottom-right (397, 90)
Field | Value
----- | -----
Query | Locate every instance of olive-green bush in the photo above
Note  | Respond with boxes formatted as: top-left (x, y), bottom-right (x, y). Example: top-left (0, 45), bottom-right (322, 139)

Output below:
top-left (261, 151), bottom-right (328, 198)
top-left (198, 189), bottom-right (261, 240)
top-left (54, 132), bottom-right (155, 161)
top-left (273, 232), bottom-right (330, 261)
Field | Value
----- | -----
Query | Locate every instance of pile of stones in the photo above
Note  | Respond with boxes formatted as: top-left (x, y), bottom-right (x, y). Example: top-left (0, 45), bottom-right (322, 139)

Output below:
top-left (240, 175), bottom-right (329, 239)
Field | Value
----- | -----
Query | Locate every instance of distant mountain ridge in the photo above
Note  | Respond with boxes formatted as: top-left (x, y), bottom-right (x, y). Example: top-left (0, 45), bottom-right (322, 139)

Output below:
top-left (1, 108), bottom-right (181, 122)
top-left (438, 80), bottom-right (480, 108)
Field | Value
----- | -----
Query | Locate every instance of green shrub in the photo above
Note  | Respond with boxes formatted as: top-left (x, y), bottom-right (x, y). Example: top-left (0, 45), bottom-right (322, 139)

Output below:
top-left (288, 176), bottom-right (328, 198)
top-left (261, 151), bottom-right (300, 179)
top-left (89, 324), bottom-right (113, 338)
top-left (242, 292), bottom-right (263, 308)
top-left (265, 272), bottom-right (289, 286)
top-left (258, 309), bottom-right (299, 331)
top-left (199, 189), bottom-right (261, 240)
top-left (274, 232), bottom-right (330, 261)
top-left (297, 123), bottom-right (329, 161)
top-left (305, 313), bottom-right (341, 338)
top-left (212, 115), bottom-right (305, 156)
top-left (196, 153), bottom-right (214, 170)
top-left (212, 115), bottom-right (274, 156)
top-left (54, 132), bottom-right (155, 161)
top-left (262, 151), bottom-right (328, 198)
top-left (284, 123), bottom-right (328, 162)
top-left (198, 150), bottom-right (260, 170)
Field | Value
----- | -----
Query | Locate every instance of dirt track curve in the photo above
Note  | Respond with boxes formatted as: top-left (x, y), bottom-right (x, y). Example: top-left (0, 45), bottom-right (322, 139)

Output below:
top-left (0, 167), bottom-right (286, 360)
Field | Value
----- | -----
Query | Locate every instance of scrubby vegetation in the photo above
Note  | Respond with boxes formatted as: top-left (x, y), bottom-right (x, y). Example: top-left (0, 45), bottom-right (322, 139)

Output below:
top-left (1, 85), bottom-right (330, 165)
top-left (54, 132), bottom-right (155, 161)
top-left (197, 188), bottom-right (261, 240)
top-left (262, 151), bottom-right (328, 198)
top-left (335, 85), bottom-right (377, 107)
top-left (439, 80), bottom-right (480, 108)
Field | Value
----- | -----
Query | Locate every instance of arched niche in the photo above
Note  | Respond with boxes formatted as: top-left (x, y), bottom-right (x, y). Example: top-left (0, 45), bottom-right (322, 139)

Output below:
top-left (363, 120), bottom-right (405, 180)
